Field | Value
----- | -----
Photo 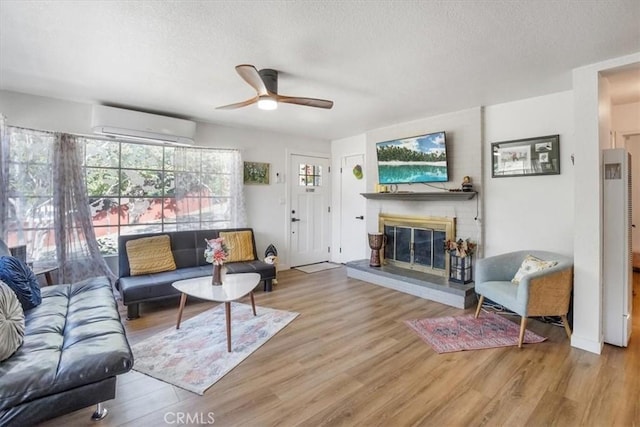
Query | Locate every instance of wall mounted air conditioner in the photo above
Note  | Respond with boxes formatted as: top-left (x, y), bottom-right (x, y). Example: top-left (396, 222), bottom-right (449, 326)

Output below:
top-left (91, 105), bottom-right (196, 145)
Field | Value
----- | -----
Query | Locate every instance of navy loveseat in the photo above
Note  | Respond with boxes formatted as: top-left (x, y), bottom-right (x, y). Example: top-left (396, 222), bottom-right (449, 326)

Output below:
top-left (117, 228), bottom-right (276, 319)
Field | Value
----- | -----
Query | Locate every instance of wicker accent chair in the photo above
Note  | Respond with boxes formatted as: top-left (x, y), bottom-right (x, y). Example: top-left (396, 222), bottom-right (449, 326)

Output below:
top-left (474, 250), bottom-right (573, 348)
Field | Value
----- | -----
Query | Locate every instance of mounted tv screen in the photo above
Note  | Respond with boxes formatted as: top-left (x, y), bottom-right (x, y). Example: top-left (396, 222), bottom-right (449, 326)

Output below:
top-left (376, 131), bottom-right (449, 184)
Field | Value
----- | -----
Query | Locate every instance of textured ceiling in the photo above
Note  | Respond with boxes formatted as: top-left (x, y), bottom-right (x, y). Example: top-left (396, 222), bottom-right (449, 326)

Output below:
top-left (1, 1), bottom-right (639, 140)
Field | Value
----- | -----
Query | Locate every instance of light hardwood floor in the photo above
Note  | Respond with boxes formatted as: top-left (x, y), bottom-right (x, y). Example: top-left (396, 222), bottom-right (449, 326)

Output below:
top-left (42, 268), bottom-right (640, 426)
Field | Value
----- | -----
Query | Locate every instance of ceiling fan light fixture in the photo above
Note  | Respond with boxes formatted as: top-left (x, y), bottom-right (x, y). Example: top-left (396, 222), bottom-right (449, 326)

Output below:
top-left (216, 64), bottom-right (333, 110)
top-left (257, 97), bottom-right (278, 110)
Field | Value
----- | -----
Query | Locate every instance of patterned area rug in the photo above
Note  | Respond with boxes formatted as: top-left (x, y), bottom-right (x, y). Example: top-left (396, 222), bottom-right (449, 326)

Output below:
top-left (404, 312), bottom-right (546, 353)
top-left (131, 302), bottom-right (299, 395)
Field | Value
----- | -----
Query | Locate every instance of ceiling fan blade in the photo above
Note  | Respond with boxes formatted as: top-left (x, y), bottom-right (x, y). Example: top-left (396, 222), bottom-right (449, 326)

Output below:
top-left (276, 95), bottom-right (334, 109)
top-left (235, 64), bottom-right (268, 96)
top-left (215, 96), bottom-right (258, 110)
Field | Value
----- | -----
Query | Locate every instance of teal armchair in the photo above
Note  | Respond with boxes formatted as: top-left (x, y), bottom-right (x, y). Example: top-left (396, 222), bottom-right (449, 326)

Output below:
top-left (474, 250), bottom-right (574, 348)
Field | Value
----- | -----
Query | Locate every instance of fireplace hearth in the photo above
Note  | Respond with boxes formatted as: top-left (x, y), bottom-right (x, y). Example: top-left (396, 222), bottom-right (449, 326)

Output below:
top-left (345, 259), bottom-right (476, 309)
top-left (346, 213), bottom-right (475, 309)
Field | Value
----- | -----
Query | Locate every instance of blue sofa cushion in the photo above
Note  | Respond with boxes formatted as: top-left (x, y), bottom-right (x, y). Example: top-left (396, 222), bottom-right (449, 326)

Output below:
top-left (0, 256), bottom-right (42, 311)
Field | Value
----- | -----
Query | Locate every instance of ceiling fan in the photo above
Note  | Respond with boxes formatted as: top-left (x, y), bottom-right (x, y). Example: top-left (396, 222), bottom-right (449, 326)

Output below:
top-left (216, 64), bottom-right (334, 111)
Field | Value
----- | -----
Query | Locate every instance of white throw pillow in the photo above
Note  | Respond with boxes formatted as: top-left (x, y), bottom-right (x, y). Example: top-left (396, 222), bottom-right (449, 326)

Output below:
top-left (512, 255), bottom-right (558, 284)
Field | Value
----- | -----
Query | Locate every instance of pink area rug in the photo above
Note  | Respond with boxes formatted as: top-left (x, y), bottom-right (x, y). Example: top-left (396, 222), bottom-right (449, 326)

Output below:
top-left (131, 302), bottom-right (298, 394)
top-left (404, 312), bottom-right (546, 353)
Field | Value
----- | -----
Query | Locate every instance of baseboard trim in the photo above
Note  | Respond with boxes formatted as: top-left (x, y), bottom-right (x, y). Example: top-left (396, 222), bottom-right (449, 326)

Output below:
top-left (571, 334), bottom-right (603, 354)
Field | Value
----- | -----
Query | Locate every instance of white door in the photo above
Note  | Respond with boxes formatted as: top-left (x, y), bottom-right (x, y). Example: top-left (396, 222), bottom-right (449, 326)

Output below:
top-left (340, 154), bottom-right (367, 262)
top-left (289, 154), bottom-right (331, 267)
top-left (602, 148), bottom-right (632, 346)
top-left (626, 135), bottom-right (640, 257)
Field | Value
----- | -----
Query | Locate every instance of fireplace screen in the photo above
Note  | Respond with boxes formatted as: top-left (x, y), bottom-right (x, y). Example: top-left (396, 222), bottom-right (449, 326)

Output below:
top-left (384, 225), bottom-right (447, 274)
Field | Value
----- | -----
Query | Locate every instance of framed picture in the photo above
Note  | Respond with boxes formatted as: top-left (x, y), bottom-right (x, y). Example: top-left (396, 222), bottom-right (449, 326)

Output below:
top-left (491, 135), bottom-right (560, 178)
top-left (244, 161), bottom-right (270, 184)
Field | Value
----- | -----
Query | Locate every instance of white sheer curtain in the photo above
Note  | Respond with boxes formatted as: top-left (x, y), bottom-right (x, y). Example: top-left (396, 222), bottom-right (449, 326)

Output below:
top-left (229, 149), bottom-right (247, 227)
top-left (173, 146), bottom-right (201, 231)
top-left (53, 133), bottom-right (115, 283)
top-left (1, 124), bottom-right (245, 280)
top-left (173, 147), bottom-right (246, 229)
top-left (0, 115), bottom-right (8, 241)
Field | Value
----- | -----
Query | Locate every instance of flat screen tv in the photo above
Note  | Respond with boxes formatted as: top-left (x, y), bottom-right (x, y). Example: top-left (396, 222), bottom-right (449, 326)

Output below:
top-left (376, 131), bottom-right (448, 184)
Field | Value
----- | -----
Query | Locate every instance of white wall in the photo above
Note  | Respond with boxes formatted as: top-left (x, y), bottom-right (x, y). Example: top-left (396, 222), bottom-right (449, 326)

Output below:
top-left (363, 107), bottom-right (483, 249)
top-left (483, 91), bottom-right (574, 256)
top-left (0, 91), bottom-right (93, 134)
top-left (335, 97), bottom-right (577, 263)
top-left (612, 102), bottom-right (640, 138)
top-left (193, 123), bottom-right (330, 269)
top-left (572, 52), bottom-right (640, 354)
top-left (0, 90), bottom-right (330, 269)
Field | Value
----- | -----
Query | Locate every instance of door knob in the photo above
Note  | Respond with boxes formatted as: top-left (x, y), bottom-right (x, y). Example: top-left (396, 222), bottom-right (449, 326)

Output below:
top-left (291, 218), bottom-right (301, 222)
top-left (355, 215), bottom-right (364, 220)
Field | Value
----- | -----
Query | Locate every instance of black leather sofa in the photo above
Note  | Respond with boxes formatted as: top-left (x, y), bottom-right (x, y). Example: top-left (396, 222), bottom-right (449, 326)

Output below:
top-left (0, 267), bottom-right (133, 425)
top-left (117, 228), bottom-right (276, 319)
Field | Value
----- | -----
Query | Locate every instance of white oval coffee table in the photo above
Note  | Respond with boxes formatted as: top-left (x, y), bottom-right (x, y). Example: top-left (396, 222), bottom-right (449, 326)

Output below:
top-left (172, 272), bottom-right (261, 352)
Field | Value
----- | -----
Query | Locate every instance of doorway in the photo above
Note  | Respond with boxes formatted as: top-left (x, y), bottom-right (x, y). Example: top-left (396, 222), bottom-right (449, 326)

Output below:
top-left (288, 153), bottom-right (331, 267)
top-left (339, 154), bottom-right (366, 263)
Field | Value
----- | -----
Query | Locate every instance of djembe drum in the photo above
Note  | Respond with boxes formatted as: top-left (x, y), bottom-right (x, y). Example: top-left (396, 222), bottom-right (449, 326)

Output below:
top-left (368, 232), bottom-right (384, 267)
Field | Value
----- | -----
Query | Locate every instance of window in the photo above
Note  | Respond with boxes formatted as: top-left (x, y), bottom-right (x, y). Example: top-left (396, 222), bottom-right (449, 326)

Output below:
top-left (297, 163), bottom-right (323, 187)
top-left (6, 128), bottom-right (242, 259)
top-left (6, 129), bottom-right (55, 260)
top-left (86, 140), bottom-right (237, 254)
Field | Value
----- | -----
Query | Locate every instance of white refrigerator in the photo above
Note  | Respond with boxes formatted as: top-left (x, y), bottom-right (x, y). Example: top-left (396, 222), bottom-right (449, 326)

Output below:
top-left (603, 148), bottom-right (633, 347)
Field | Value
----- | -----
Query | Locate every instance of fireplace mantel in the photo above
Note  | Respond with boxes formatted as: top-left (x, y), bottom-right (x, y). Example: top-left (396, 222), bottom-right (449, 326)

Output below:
top-left (360, 191), bottom-right (476, 201)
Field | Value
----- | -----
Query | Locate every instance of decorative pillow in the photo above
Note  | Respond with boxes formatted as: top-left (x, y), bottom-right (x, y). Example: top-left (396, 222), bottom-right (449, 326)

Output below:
top-left (219, 231), bottom-right (255, 262)
top-left (0, 256), bottom-right (42, 310)
top-left (512, 255), bottom-right (558, 284)
top-left (126, 235), bottom-right (176, 276)
top-left (0, 280), bottom-right (25, 362)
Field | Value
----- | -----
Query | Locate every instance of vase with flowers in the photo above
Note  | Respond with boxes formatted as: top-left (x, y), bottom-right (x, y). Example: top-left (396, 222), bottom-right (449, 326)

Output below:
top-left (204, 237), bottom-right (229, 285)
top-left (444, 238), bottom-right (476, 284)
